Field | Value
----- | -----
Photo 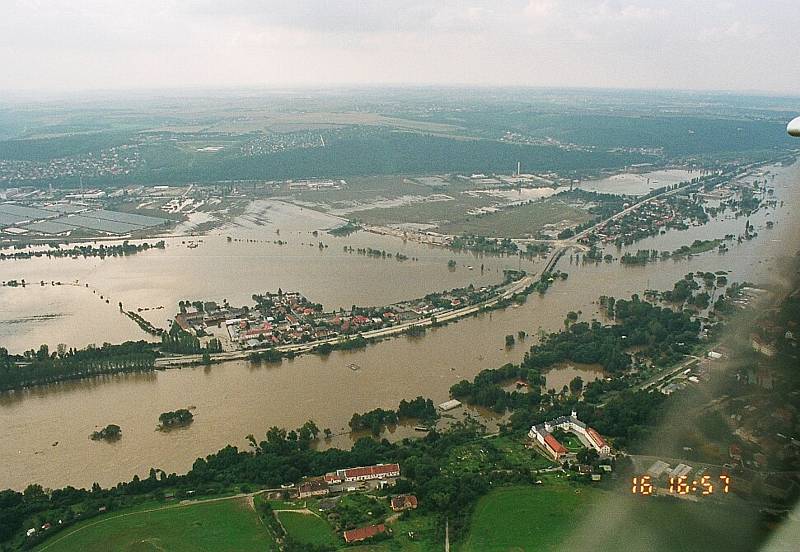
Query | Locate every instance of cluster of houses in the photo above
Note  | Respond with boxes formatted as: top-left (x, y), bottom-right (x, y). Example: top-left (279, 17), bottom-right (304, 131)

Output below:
top-left (298, 462), bottom-right (401, 498)
top-left (529, 411), bottom-right (610, 462)
top-left (175, 291), bottom-right (330, 348)
top-left (582, 197), bottom-right (679, 247)
top-left (720, 395), bottom-right (800, 472)
top-left (672, 313), bottom-right (799, 503)
top-left (173, 281), bottom-right (511, 350)
top-left (338, 495), bottom-right (418, 544)
top-left (742, 311), bottom-right (796, 389)
top-left (286, 179), bottom-right (343, 191)
top-left (294, 462), bottom-right (418, 545)
top-left (751, 331), bottom-right (783, 359)
top-left (0, 143), bottom-right (141, 184)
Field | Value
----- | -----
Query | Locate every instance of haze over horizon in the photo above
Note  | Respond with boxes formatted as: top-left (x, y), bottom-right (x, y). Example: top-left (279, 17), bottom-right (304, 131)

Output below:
top-left (2, 0), bottom-right (799, 96)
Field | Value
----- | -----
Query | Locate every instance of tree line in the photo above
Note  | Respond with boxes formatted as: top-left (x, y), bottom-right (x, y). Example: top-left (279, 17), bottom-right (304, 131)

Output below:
top-left (160, 323), bottom-right (222, 355)
top-left (0, 341), bottom-right (156, 392)
top-left (0, 241), bottom-right (166, 262)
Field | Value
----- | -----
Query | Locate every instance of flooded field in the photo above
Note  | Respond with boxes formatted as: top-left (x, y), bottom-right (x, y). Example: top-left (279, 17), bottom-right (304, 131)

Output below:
top-left (544, 362), bottom-right (606, 392)
top-left (469, 187), bottom-right (558, 203)
top-left (577, 168), bottom-right (700, 196)
top-left (0, 162), bottom-right (798, 490)
top-left (0, 200), bottom-right (532, 353)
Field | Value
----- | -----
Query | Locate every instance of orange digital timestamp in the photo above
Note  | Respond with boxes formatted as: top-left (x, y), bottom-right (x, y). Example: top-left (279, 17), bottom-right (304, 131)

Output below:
top-left (631, 475), bottom-right (654, 495)
top-left (633, 474), bottom-right (731, 496)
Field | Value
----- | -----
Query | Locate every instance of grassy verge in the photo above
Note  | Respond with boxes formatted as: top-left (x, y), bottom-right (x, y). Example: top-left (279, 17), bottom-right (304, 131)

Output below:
top-left (276, 510), bottom-right (340, 548)
top-left (35, 497), bottom-right (275, 552)
top-left (460, 482), bottom-right (766, 552)
top-left (460, 482), bottom-right (596, 551)
top-left (438, 199), bottom-right (592, 238)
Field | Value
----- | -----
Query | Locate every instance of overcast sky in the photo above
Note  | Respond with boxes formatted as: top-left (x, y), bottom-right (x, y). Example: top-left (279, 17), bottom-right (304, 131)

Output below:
top-left (2, 0), bottom-right (799, 94)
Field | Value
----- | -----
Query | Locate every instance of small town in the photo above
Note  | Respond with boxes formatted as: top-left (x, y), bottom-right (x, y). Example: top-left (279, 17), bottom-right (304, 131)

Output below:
top-left (579, 168), bottom-right (773, 249)
top-left (173, 272), bottom-right (527, 352)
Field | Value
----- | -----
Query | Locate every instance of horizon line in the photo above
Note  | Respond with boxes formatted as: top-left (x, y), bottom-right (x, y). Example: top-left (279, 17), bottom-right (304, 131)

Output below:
top-left (1, 83), bottom-right (799, 102)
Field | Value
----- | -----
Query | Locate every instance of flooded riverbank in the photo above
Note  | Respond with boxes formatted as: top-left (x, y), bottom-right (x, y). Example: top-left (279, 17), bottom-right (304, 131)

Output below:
top-left (0, 200), bottom-right (535, 354)
top-left (0, 162), bottom-right (798, 490)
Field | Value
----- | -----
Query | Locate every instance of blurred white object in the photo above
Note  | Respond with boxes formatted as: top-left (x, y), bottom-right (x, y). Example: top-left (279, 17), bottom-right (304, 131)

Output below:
top-left (788, 116), bottom-right (800, 137)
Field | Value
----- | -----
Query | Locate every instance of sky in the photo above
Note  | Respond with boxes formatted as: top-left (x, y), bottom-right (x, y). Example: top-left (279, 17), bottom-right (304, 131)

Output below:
top-left (1, 0), bottom-right (799, 94)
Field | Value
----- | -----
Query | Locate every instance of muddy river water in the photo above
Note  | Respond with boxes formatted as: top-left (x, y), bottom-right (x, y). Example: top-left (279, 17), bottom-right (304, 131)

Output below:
top-left (1, 162), bottom-right (798, 490)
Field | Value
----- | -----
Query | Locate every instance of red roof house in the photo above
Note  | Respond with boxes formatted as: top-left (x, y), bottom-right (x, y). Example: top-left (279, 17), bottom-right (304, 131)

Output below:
top-left (343, 463), bottom-right (400, 481)
top-left (343, 523), bottom-right (386, 543)
top-left (390, 495), bottom-right (418, 512)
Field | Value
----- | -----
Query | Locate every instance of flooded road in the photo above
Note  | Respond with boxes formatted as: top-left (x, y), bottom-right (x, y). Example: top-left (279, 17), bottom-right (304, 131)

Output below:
top-left (0, 162), bottom-right (798, 490)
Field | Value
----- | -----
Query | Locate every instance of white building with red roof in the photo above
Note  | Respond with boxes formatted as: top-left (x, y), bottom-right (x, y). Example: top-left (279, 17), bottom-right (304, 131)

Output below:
top-left (529, 411), bottom-right (610, 460)
top-left (324, 463), bottom-right (400, 484)
top-left (542, 433), bottom-right (568, 459)
top-left (586, 427), bottom-right (610, 455)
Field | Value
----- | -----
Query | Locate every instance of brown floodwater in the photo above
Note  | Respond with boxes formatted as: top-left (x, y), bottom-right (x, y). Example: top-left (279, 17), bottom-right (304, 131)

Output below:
top-left (0, 162), bottom-right (798, 490)
top-left (0, 200), bottom-right (534, 352)
top-left (544, 362), bottom-right (606, 392)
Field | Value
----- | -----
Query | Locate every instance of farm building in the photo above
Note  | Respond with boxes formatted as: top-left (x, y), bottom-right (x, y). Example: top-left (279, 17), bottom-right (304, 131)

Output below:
top-left (390, 494), bottom-right (418, 512)
top-left (324, 463), bottom-right (400, 484)
top-left (298, 479), bottom-right (329, 499)
top-left (343, 523), bottom-right (386, 543)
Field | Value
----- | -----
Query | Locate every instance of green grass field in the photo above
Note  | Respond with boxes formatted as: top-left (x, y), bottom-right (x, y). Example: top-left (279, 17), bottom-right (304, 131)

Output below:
top-left (554, 432), bottom-right (584, 452)
top-left (461, 483), bottom-right (596, 551)
top-left (461, 483), bottom-right (767, 552)
top-left (349, 192), bottom-right (592, 239)
top-left (36, 497), bottom-right (275, 552)
top-left (349, 194), bottom-right (488, 226)
top-left (276, 510), bottom-right (339, 548)
top-left (346, 512), bottom-right (439, 552)
top-left (438, 199), bottom-right (592, 238)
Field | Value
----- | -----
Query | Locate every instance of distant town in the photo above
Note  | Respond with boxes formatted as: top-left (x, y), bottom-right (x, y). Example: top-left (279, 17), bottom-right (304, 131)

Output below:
top-left (174, 271), bottom-right (529, 352)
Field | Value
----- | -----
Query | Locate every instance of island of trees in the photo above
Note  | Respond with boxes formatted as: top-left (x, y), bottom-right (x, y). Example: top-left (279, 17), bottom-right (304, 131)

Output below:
top-left (328, 221), bottom-right (360, 236)
top-left (450, 281), bottom-right (705, 414)
top-left (161, 324), bottom-right (222, 355)
top-left (157, 409), bottom-right (194, 430)
top-left (620, 239), bottom-right (727, 265)
top-left (89, 424), bottom-right (121, 442)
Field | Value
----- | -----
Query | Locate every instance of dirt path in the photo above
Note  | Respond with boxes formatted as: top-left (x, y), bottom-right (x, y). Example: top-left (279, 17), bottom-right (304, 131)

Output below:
top-left (273, 507), bottom-right (321, 517)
